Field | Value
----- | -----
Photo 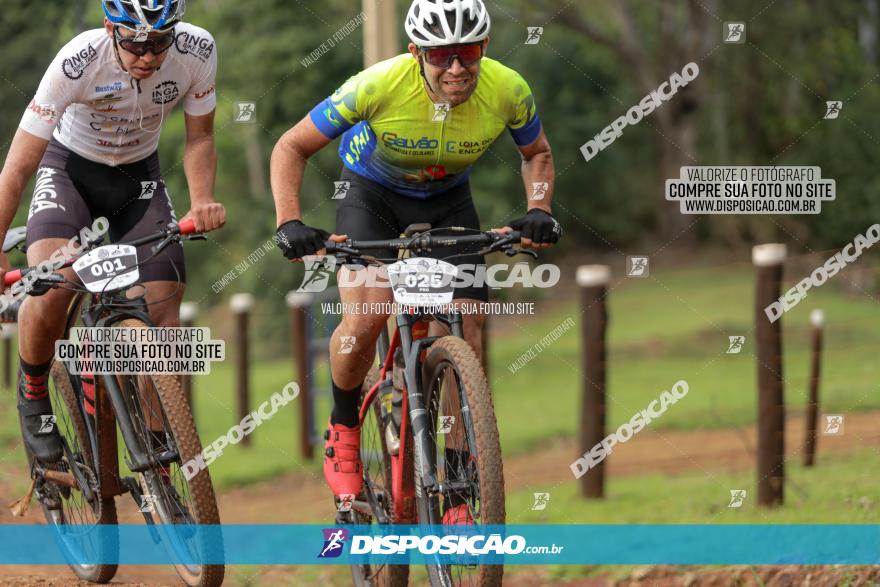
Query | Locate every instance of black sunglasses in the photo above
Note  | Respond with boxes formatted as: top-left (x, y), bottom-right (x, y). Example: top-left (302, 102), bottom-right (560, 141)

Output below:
top-left (113, 27), bottom-right (176, 57)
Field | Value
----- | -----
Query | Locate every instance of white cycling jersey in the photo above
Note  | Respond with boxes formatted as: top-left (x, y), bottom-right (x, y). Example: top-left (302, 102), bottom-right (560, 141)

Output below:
top-left (19, 22), bottom-right (217, 166)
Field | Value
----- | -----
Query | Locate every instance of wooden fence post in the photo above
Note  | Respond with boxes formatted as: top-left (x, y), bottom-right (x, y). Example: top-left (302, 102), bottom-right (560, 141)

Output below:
top-left (576, 265), bottom-right (610, 499)
top-left (179, 302), bottom-right (198, 410)
top-left (753, 244), bottom-right (786, 507)
top-left (1, 325), bottom-right (14, 391)
top-left (803, 309), bottom-right (824, 467)
top-left (287, 292), bottom-right (314, 460)
top-left (230, 294), bottom-right (254, 447)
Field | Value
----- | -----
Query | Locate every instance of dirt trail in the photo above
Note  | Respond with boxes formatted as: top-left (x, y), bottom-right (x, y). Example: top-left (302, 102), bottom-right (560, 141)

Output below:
top-left (1, 410), bottom-right (877, 586)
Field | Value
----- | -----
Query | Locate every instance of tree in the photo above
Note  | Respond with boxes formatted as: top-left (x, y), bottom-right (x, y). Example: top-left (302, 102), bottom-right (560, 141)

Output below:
top-left (523, 0), bottom-right (717, 242)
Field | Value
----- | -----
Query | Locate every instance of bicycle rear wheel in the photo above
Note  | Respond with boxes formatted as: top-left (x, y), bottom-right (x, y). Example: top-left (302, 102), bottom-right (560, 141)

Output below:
top-left (350, 366), bottom-right (410, 587)
top-left (420, 336), bottom-right (505, 587)
top-left (29, 360), bottom-right (118, 583)
top-left (117, 319), bottom-right (224, 587)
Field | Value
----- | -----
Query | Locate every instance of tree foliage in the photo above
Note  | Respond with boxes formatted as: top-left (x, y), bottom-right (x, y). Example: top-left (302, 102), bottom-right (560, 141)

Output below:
top-left (1, 0), bottom-right (878, 328)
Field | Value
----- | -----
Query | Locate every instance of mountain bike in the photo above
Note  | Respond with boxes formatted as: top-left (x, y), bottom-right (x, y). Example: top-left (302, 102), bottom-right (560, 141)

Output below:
top-left (4, 219), bottom-right (223, 587)
top-left (326, 225), bottom-right (535, 587)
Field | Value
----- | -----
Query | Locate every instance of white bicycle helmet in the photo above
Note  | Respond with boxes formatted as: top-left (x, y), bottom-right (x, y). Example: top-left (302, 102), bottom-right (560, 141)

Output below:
top-left (102, 0), bottom-right (185, 33)
top-left (405, 0), bottom-right (491, 47)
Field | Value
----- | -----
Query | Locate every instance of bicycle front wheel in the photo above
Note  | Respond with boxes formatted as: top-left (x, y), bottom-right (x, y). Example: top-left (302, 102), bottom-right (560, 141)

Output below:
top-left (117, 319), bottom-right (224, 587)
top-left (420, 336), bottom-right (505, 587)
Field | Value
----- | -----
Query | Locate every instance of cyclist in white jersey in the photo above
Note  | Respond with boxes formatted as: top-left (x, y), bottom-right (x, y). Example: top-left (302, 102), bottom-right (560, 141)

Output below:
top-left (0, 0), bottom-right (224, 464)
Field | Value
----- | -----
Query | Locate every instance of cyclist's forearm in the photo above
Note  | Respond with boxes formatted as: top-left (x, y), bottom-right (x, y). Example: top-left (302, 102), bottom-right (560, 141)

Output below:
top-left (0, 130), bottom-right (48, 240)
top-left (521, 150), bottom-right (555, 211)
top-left (270, 138), bottom-right (307, 226)
top-left (0, 173), bottom-right (27, 242)
top-left (183, 134), bottom-right (217, 206)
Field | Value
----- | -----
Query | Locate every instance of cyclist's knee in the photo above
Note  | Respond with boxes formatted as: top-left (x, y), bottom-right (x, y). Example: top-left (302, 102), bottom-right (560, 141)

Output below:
top-left (18, 286), bottom-right (75, 322)
top-left (339, 311), bottom-right (390, 340)
top-left (141, 281), bottom-right (184, 327)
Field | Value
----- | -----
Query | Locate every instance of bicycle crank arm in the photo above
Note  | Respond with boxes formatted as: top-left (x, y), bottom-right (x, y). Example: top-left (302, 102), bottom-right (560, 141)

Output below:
top-left (33, 466), bottom-right (77, 489)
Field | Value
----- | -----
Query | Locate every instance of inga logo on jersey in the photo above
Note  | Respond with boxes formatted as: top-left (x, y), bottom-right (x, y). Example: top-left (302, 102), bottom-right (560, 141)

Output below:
top-left (175, 31), bottom-right (215, 62)
top-left (152, 81), bottom-right (180, 105)
top-left (61, 44), bottom-right (98, 80)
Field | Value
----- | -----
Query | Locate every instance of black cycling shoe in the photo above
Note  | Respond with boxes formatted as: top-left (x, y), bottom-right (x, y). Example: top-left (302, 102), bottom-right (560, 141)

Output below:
top-left (18, 394), bottom-right (63, 464)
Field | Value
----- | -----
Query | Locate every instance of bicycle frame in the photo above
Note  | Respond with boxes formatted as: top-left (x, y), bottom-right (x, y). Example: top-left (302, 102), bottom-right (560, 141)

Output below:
top-left (359, 310), bottom-right (470, 524)
top-left (56, 288), bottom-right (179, 502)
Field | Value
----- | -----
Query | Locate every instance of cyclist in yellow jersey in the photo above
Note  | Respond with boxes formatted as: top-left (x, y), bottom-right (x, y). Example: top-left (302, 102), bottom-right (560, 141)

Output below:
top-left (309, 47), bottom-right (541, 197)
top-left (270, 0), bottom-right (560, 521)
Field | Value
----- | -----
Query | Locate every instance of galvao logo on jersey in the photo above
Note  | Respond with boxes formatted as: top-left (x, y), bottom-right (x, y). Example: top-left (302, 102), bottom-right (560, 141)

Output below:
top-left (175, 31), bottom-right (215, 62)
top-left (152, 81), bottom-right (180, 105)
top-left (62, 44), bottom-right (98, 80)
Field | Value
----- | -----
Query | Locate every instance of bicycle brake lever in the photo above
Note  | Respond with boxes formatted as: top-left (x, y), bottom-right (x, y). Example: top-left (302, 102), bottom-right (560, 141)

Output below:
top-left (151, 234), bottom-right (177, 254)
top-left (28, 273), bottom-right (66, 297)
top-left (475, 235), bottom-right (515, 257)
top-left (508, 247), bottom-right (538, 259)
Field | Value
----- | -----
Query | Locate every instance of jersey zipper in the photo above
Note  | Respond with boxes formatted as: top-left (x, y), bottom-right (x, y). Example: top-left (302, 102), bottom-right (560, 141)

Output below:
top-left (435, 100), bottom-right (448, 176)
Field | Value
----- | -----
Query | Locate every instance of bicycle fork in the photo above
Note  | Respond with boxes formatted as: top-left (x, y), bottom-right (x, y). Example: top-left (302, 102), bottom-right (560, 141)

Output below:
top-left (398, 313), bottom-right (467, 517)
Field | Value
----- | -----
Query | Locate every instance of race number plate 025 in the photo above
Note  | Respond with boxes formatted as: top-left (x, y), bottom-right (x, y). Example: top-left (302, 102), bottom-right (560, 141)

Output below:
top-left (387, 257), bottom-right (457, 307)
top-left (73, 244), bottom-right (139, 293)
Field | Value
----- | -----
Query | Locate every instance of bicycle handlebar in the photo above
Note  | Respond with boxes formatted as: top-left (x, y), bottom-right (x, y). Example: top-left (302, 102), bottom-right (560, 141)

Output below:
top-left (3, 269), bottom-right (22, 287)
top-left (178, 218), bottom-right (197, 236)
top-left (3, 220), bottom-right (199, 287)
top-left (324, 230), bottom-right (522, 255)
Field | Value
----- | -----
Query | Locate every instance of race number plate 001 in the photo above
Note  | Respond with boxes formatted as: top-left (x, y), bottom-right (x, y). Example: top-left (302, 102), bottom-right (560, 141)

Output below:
top-left (72, 244), bottom-right (139, 293)
top-left (387, 257), bottom-right (457, 307)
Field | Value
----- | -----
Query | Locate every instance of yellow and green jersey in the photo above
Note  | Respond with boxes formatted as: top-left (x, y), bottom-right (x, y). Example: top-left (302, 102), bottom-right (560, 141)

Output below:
top-left (309, 54), bottom-right (542, 199)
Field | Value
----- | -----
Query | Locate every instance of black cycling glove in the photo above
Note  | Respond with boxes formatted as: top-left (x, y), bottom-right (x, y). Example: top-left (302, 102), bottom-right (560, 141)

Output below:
top-left (508, 209), bottom-right (563, 244)
top-left (275, 220), bottom-right (330, 260)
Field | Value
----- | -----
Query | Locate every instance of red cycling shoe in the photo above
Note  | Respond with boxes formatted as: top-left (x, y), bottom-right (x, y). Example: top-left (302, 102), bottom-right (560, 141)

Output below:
top-left (442, 503), bottom-right (474, 525)
top-left (323, 421), bottom-right (363, 497)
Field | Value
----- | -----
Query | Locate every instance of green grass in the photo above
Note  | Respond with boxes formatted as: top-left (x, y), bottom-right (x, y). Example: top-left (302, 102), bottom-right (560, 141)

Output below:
top-left (176, 358), bottom-right (330, 486)
top-left (505, 447), bottom-right (880, 524)
top-left (489, 263), bottom-right (880, 456)
top-left (498, 447), bottom-right (880, 584)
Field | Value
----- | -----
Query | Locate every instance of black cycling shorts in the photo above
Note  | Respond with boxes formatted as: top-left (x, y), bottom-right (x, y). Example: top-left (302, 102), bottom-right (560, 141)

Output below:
top-left (335, 168), bottom-right (488, 302)
top-left (25, 138), bottom-right (185, 283)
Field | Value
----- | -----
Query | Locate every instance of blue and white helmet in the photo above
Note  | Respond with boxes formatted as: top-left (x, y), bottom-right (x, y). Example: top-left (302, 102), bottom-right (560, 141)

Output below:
top-left (405, 0), bottom-right (491, 47)
top-left (102, 0), bottom-right (185, 33)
